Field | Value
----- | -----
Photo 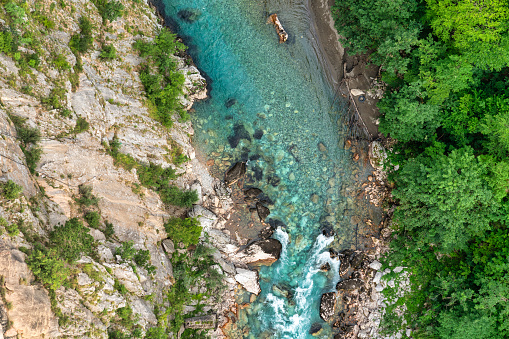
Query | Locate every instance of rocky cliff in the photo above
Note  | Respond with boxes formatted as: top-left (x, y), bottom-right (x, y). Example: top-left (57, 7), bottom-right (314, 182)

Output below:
top-left (0, 1), bottom-right (276, 338)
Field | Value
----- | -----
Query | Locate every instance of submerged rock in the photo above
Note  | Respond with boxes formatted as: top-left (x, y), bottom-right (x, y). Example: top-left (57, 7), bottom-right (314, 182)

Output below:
top-left (309, 323), bottom-right (323, 336)
top-left (253, 129), bottom-right (264, 139)
top-left (178, 8), bottom-right (202, 23)
top-left (225, 162), bottom-right (246, 186)
top-left (228, 123), bottom-right (251, 148)
top-left (244, 187), bottom-right (263, 198)
top-left (256, 202), bottom-right (270, 221)
top-left (320, 262), bottom-right (331, 272)
top-left (321, 222), bottom-right (335, 237)
top-left (225, 98), bottom-right (237, 108)
top-left (235, 268), bottom-right (261, 295)
top-left (232, 239), bottom-right (282, 266)
top-left (320, 292), bottom-right (336, 321)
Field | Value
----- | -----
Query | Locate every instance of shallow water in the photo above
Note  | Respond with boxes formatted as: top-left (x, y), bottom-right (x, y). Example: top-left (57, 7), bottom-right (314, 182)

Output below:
top-left (160, 0), bottom-right (362, 337)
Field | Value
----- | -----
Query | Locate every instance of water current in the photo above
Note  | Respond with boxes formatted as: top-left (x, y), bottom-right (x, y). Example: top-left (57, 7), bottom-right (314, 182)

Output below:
top-left (159, 0), bottom-right (364, 337)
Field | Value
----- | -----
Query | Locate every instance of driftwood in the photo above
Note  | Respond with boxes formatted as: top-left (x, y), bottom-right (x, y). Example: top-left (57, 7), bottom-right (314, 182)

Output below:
top-left (267, 14), bottom-right (288, 43)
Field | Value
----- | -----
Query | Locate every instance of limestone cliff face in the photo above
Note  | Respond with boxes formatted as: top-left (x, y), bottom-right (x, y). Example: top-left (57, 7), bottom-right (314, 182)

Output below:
top-left (0, 0), bottom-right (238, 338)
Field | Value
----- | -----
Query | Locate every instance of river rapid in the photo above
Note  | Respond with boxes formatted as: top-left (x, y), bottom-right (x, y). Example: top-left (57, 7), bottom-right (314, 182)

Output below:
top-left (159, 0), bottom-right (367, 337)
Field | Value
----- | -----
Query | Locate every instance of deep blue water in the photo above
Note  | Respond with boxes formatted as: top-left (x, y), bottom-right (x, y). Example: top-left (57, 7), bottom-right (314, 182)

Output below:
top-left (160, 0), bottom-right (357, 337)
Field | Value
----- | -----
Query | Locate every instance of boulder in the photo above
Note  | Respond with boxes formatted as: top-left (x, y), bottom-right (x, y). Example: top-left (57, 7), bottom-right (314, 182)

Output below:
top-left (162, 239), bottom-right (175, 257)
top-left (188, 205), bottom-right (218, 230)
top-left (225, 162), bottom-right (246, 186)
top-left (256, 202), bottom-right (270, 221)
top-left (320, 262), bottom-right (331, 272)
top-left (321, 222), bottom-right (335, 237)
top-left (336, 278), bottom-right (364, 291)
top-left (232, 239), bottom-right (282, 266)
top-left (177, 8), bottom-right (202, 23)
top-left (309, 323), bottom-right (323, 336)
top-left (339, 258), bottom-right (350, 277)
top-left (350, 251), bottom-right (365, 269)
top-left (329, 248), bottom-right (339, 259)
top-left (227, 123), bottom-right (251, 149)
top-left (320, 292), bottom-right (336, 321)
top-left (244, 187), bottom-right (262, 198)
top-left (234, 268), bottom-right (260, 295)
top-left (225, 98), bottom-right (237, 108)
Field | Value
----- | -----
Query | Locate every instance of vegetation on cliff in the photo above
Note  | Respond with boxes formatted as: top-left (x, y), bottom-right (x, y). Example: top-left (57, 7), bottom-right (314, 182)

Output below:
top-left (333, 0), bottom-right (509, 337)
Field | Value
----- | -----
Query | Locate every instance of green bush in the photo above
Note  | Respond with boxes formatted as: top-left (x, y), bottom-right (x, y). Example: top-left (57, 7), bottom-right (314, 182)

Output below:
top-left (164, 217), bottom-right (202, 247)
top-left (42, 86), bottom-right (67, 110)
top-left (53, 53), bottom-right (71, 71)
top-left (5, 222), bottom-right (19, 237)
top-left (104, 220), bottom-right (115, 238)
top-left (159, 186), bottom-right (198, 208)
top-left (99, 44), bottom-right (116, 60)
top-left (113, 279), bottom-right (128, 295)
top-left (50, 218), bottom-right (95, 262)
top-left (84, 211), bottom-right (101, 229)
top-left (1, 180), bottom-right (23, 200)
top-left (26, 244), bottom-right (69, 290)
top-left (76, 185), bottom-right (99, 207)
top-left (69, 17), bottom-right (94, 54)
top-left (92, 0), bottom-right (124, 23)
top-left (73, 117), bottom-right (90, 134)
top-left (117, 241), bottom-right (156, 274)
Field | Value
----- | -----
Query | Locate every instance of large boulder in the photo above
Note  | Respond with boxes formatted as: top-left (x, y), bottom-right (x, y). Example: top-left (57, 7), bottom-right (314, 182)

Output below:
top-left (320, 292), bottom-right (336, 321)
top-left (232, 239), bottom-right (282, 266)
top-left (225, 162), bottom-right (246, 186)
top-left (336, 278), bottom-right (364, 291)
top-left (188, 205), bottom-right (218, 230)
top-left (234, 268), bottom-right (260, 295)
top-left (256, 202), bottom-right (270, 221)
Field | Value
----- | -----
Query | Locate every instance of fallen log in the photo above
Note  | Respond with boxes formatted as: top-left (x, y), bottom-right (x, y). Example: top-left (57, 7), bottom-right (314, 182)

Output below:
top-left (267, 14), bottom-right (288, 43)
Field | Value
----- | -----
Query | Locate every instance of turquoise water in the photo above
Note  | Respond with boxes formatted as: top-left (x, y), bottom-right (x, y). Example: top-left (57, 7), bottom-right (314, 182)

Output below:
top-left (160, 0), bottom-right (357, 337)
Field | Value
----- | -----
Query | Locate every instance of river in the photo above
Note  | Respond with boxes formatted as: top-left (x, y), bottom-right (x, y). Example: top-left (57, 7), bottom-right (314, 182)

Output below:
top-left (159, 0), bottom-right (367, 337)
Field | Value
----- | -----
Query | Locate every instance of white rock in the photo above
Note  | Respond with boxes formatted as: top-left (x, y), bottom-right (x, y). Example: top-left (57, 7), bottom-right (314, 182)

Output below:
top-left (350, 88), bottom-right (365, 96)
top-left (388, 279), bottom-right (395, 288)
top-left (375, 284), bottom-right (384, 292)
top-left (369, 260), bottom-right (382, 270)
top-left (188, 205), bottom-right (217, 230)
top-left (234, 268), bottom-right (260, 295)
top-left (393, 266), bottom-right (404, 273)
top-left (373, 272), bottom-right (383, 284)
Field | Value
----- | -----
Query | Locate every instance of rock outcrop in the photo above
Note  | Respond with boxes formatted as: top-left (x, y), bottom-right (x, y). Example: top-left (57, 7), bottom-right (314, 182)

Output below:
top-left (232, 239), bottom-right (282, 266)
top-left (320, 292), bottom-right (336, 321)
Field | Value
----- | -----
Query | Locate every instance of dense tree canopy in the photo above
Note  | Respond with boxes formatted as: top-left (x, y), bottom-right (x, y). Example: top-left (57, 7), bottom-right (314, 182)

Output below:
top-left (333, 0), bottom-right (509, 337)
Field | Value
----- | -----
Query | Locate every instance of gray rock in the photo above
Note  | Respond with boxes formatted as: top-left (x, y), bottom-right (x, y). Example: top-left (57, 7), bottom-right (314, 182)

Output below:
top-left (319, 292), bottom-right (336, 321)
top-left (336, 278), bottom-right (364, 291)
top-left (232, 239), bottom-right (282, 266)
top-left (369, 260), bottom-right (382, 270)
top-left (162, 239), bottom-right (175, 256)
top-left (234, 268), bottom-right (260, 295)
top-left (224, 162), bottom-right (246, 186)
top-left (188, 205), bottom-right (218, 230)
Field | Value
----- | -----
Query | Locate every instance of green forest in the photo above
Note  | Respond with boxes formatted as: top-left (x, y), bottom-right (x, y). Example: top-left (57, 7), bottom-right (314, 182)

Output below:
top-left (333, 0), bottom-right (509, 338)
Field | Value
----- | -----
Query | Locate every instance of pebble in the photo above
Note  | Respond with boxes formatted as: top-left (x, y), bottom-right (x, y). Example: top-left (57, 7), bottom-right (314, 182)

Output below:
top-left (289, 173), bottom-right (295, 181)
top-left (393, 266), bottom-right (404, 273)
top-left (206, 159), bottom-right (214, 166)
top-left (318, 142), bottom-right (327, 152)
top-left (328, 178), bottom-right (335, 187)
top-left (367, 175), bottom-right (373, 181)
top-left (257, 113), bottom-right (267, 119)
top-left (311, 194), bottom-right (319, 204)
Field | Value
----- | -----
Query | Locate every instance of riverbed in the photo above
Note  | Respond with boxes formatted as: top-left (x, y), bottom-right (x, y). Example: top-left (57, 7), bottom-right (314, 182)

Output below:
top-left (159, 0), bottom-right (376, 337)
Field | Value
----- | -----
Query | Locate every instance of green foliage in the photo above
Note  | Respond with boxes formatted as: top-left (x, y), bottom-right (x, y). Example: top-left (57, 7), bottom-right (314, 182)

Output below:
top-left (26, 244), bottom-right (69, 290)
top-left (133, 30), bottom-right (187, 127)
top-left (5, 222), bottom-right (19, 237)
top-left (164, 217), bottom-right (202, 247)
top-left (42, 86), bottom-right (67, 110)
top-left (159, 185), bottom-right (198, 208)
top-left (50, 218), bottom-right (95, 263)
top-left (70, 17), bottom-right (94, 54)
top-left (106, 136), bottom-right (196, 208)
top-left (53, 53), bottom-right (71, 71)
top-left (4, 1), bottom-right (26, 27)
top-left (92, 0), bottom-right (124, 23)
top-left (145, 327), bottom-right (167, 339)
top-left (75, 185), bottom-right (99, 207)
top-left (73, 117), bottom-right (90, 134)
top-left (113, 279), bottom-right (128, 295)
top-left (99, 44), bottom-right (116, 60)
top-left (1, 180), bottom-right (23, 200)
top-left (116, 241), bottom-right (155, 274)
top-left (84, 211), bottom-right (101, 229)
top-left (104, 220), bottom-right (115, 238)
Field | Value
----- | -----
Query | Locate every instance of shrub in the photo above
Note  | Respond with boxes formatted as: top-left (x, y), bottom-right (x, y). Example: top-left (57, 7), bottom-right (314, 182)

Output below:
top-left (73, 117), bottom-right (90, 134)
top-left (159, 186), bottom-right (198, 208)
top-left (26, 244), bottom-right (69, 290)
top-left (53, 53), bottom-right (71, 71)
top-left (5, 223), bottom-right (19, 237)
top-left (93, 0), bottom-right (124, 23)
top-left (9, 114), bottom-right (42, 174)
top-left (42, 86), bottom-right (67, 110)
top-left (117, 241), bottom-right (155, 274)
top-left (49, 218), bottom-right (95, 262)
top-left (104, 220), bottom-right (115, 238)
top-left (1, 180), bottom-right (23, 200)
top-left (69, 17), bottom-right (94, 54)
top-left (164, 217), bottom-right (202, 247)
top-left (84, 211), bottom-right (101, 229)
top-left (113, 279), bottom-right (128, 295)
top-left (99, 44), bottom-right (116, 60)
top-left (76, 185), bottom-right (99, 206)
